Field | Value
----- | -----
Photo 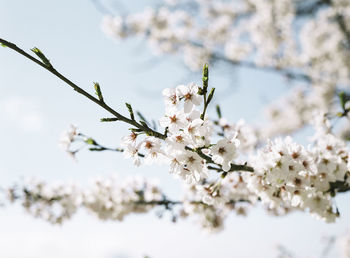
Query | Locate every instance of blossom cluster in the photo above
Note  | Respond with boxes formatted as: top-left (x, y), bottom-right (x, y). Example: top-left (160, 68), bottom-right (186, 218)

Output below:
top-left (120, 82), bottom-right (245, 184)
top-left (3, 175), bottom-right (254, 232)
top-left (179, 173), bottom-right (256, 232)
top-left (121, 101), bottom-right (350, 222)
top-left (102, 0), bottom-right (296, 71)
top-left (56, 80), bottom-right (350, 224)
top-left (5, 176), bottom-right (163, 224)
top-left (59, 124), bottom-right (79, 158)
top-left (102, 0), bottom-right (350, 82)
top-left (101, 0), bottom-right (350, 138)
top-left (248, 118), bottom-right (350, 222)
top-left (8, 111), bottom-right (350, 228)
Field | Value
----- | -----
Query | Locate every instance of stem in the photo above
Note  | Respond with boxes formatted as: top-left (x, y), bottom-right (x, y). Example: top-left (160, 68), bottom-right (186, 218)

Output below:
top-left (0, 38), bottom-right (166, 140)
top-left (229, 164), bottom-right (254, 173)
top-left (86, 138), bottom-right (145, 157)
top-left (185, 146), bottom-right (254, 173)
top-left (201, 94), bottom-right (208, 120)
top-left (18, 189), bottom-right (247, 207)
top-left (207, 165), bottom-right (221, 172)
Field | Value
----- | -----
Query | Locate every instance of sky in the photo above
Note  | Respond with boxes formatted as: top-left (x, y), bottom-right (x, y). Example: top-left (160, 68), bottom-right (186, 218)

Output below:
top-left (0, 0), bottom-right (350, 257)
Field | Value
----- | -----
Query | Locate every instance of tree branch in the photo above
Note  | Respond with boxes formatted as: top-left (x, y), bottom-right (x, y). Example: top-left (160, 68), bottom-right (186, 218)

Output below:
top-left (0, 38), bottom-right (166, 139)
top-left (211, 53), bottom-right (312, 82)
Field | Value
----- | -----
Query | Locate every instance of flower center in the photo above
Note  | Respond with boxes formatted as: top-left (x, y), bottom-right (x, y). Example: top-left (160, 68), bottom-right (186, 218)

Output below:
top-left (176, 135), bottom-right (183, 143)
top-left (218, 147), bottom-right (226, 154)
top-left (145, 141), bottom-right (153, 149)
top-left (187, 156), bottom-right (196, 163)
top-left (184, 93), bottom-right (192, 100)
top-left (292, 152), bottom-right (299, 159)
top-left (170, 115), bottom-right (178, 123)
top-left (170, 94), bottom-right (177, 105)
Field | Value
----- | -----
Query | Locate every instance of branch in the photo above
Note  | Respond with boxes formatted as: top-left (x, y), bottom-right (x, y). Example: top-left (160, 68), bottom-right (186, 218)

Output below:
top-left (211, 53), bottom-right (312, 82)
top-left (82, 134), bottom-right (145, 157)
top-left (186, 40), bottom-right (313, 82)
top-left (0, 38), bottom-right (166, 140)
top-left (185, 146), bottom-right (254, 173)
top-left (82, 133), bottom-right (254, 172)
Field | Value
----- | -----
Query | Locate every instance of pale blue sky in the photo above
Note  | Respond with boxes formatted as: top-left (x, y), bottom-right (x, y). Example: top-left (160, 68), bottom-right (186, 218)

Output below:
top-left (0, 1), bottom-right (349, 257)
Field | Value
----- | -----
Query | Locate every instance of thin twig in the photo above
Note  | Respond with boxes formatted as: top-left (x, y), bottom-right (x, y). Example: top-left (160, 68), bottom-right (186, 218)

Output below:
top-left (0, 38), bottom-right (166, 140)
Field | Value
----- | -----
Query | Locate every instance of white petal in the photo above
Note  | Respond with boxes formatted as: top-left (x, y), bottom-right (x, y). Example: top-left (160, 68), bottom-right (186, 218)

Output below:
top-left (159, 116), bottom-right (169, 127)
top-left (184, 101), bottom-right (193, 113)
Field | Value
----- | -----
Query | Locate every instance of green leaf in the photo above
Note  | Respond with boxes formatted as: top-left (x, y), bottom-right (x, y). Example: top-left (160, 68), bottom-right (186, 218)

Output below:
top-left (216, 104), bottom-right (222, 119)
top-left (1, 43), bottom-right (7, 47)
top-left (137, 111), bottom-right (151, 127)
top-left (85, 138), bottom-right (97, 145)
top-left (206, 88), bottom-right (215, 104)
top-left (93, 82), bottom-right (104, 102)
top-left (202, 64), bottom-right (209, 90)
top-left (125, 103), bottom-right (135, 120)
top-left (89, 147), bottom-right (104, 151)
top-left (31, 47), bottom-right (52, 67)
top-left (339, 91), bottom-right (346, 110)
top-left (100, 117), bottom-right (119, 122)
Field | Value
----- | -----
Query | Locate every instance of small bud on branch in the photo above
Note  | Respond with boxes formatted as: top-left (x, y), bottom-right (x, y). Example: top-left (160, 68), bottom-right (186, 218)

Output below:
top-left (202, 63), bottom-right (209, 91)
top-left (94, 82), bottom-right (104, 103)
top-left (125, 103), bottom-right (135, 120)
top-left (31, 47), bottom-right (52, 68)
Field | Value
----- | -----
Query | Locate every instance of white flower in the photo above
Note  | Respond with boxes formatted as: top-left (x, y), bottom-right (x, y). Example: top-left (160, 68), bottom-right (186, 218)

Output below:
top-left (165, 132), bottom-right (191, 152)
top-left (121, 132), bottom-right (138, 146)
top-left (209, 137), bottom-right (240, 171)
top-left (159, 109), bottom-right (187, 133)
top-left (101, 16), bottom-right (127, 39)
top-left (176, 83), bottom-right (201, 113)
top-left (169, 157), bottom-right (193, 183)
top-left (176, 151), bottom-right (208, 183)
top-left (162, 88), bottom-right (179, 111)
top-left (59, 124), bottom-right (79, 151)
top-left (122, 143), bottom-right (141, 167)
top-left (185, 116), bottom-right (213, 147)
top-left (219, 119), bottom-right (258, 152)
top-left (141, 137), bottom-right (166, 165)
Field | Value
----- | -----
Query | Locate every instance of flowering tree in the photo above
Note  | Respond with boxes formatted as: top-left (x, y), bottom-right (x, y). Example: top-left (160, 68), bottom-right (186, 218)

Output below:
top-left (102, 0), bottom-right (350, 137)
top-left (1, 0), bottom-right (350, 240)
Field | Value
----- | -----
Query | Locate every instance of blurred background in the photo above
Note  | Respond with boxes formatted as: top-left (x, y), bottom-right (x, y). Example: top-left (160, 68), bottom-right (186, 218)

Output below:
top-left (0, 0), bottom-right (349, 257)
